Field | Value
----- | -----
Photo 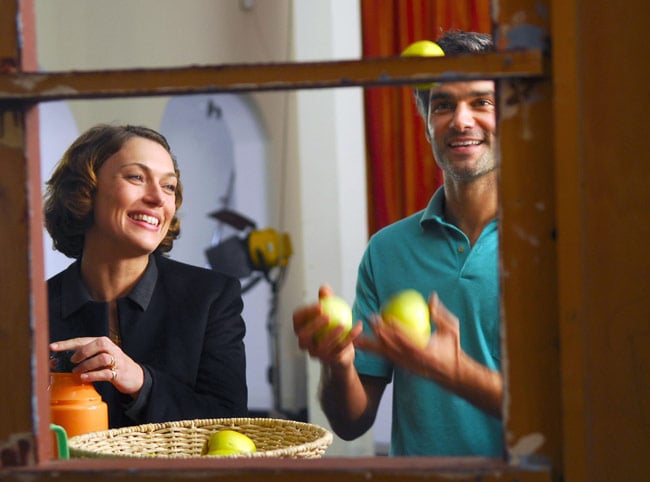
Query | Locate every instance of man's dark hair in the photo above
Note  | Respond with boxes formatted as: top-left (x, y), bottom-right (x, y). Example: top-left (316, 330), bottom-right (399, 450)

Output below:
top-left (413, 30), bottom-right (493, 119)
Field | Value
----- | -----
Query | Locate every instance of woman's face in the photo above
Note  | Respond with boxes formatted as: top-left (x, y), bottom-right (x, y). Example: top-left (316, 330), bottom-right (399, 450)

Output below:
top-left (84, 136), bottom-right (178, 258)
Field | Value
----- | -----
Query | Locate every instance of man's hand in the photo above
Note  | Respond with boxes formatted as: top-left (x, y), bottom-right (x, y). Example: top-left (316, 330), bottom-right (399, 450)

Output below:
top-left (292, 285), bottom-right (363, 368)
top-left (293, 285), bottom-right (385, 439)
top-left (355, 292), bottom-right (460, 382)
top-left (355, 292), bottom-right (502, 418)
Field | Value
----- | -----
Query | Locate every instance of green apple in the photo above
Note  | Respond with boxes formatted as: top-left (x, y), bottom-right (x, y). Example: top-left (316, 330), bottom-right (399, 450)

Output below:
top-left (400, 40), bottom-right (445, 89)
top-left (206, 429), bottom-right (256, 456)
top-left (206, 448), bottom-right (246, 456)
top-left (380, 289), bottom-right (431, 348)
top-left (316, 295), bottom-right (353, 342)
top-left (401, 40), bottom-right (445, 57)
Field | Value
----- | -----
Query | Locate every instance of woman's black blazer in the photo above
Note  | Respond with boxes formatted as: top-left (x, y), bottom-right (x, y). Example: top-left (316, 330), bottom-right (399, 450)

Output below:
top-left (48, 253), bottom-right (248, 428)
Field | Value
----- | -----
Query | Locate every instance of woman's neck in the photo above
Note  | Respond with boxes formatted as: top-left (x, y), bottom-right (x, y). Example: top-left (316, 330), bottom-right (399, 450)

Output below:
top-left (79, 248), bottom-right (150, 302)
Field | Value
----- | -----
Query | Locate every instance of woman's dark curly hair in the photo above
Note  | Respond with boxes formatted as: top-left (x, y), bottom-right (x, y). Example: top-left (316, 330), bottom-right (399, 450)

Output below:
top-left (43, 124), bottom-right (183, 258)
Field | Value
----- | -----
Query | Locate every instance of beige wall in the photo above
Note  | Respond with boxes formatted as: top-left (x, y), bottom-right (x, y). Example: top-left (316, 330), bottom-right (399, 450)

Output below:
top-left (35, 0), bottom-right (294, 227)
top-left (34, 0), bottom-right (372, 456)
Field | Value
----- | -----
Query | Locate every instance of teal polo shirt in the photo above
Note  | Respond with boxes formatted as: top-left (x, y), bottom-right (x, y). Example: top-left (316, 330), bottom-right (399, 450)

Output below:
top-left (353, 187), bottom-right (503, 456)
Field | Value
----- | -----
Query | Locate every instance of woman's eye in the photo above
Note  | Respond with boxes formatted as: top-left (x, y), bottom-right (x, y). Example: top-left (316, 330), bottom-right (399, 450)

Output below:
top-left (127, 174), bottom-right (144, 182)
top-left (163, 184), bottom-right (177, 193)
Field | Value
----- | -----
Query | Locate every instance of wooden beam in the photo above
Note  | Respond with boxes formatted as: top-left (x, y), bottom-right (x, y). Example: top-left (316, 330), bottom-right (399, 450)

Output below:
top-left (0, 50), bottom-right (546, 101)
top-left (4, 456), bottom-right (553, 481)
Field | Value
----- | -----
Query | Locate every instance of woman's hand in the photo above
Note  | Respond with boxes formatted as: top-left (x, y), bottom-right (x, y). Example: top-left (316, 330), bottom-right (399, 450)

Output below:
top-left (49, 337), bottom-right (144, 398)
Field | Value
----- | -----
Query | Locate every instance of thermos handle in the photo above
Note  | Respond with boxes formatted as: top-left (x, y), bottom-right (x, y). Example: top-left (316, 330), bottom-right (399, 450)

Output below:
top-left (50, 424), bottom-right (69, 459)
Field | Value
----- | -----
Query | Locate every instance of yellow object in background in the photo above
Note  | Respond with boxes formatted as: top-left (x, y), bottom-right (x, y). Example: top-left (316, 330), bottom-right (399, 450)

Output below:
top-left (248, 228), bottom-right (293, 271)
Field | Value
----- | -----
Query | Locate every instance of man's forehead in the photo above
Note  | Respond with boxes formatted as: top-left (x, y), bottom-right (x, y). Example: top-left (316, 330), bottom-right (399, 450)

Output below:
top-left (430, 80), bottom-right (495, 97)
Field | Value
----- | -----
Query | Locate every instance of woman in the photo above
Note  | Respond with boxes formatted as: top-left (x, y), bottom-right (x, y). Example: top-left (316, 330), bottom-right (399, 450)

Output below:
top-left (45, 124), bottom-right (248, 428)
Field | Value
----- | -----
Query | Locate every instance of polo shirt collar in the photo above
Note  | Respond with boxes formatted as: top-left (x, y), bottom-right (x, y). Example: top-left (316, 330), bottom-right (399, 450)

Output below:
top-left (61, 254), bottom-right (158, 317)
top-left (420, 186), bottom-right (497, 241)
top-left (419, 186), bottom-right (498, 235)
top-left (419, 186), bottom-right (447, 228)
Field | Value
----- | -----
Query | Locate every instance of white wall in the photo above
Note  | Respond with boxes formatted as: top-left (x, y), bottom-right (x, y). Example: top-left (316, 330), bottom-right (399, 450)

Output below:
top-left (35, 0), bottom-right (380, 455)
top-left (282, 0), bottom-right (373, 457)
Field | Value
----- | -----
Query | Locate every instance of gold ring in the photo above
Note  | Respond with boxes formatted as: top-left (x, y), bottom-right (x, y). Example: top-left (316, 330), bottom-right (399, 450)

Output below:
top-left (111, 368), bottom-right (118, 381)
top-left (109, 355), bottom-right (116, 371)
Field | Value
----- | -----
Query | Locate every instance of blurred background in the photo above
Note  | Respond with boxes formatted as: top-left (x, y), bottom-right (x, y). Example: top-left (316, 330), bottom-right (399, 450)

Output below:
top-left (35, 0), bottom-right (490, 456)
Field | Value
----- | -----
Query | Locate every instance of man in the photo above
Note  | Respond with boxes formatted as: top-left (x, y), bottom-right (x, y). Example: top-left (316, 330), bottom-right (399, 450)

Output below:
top-left (293, 31), bottom-right (502, 456)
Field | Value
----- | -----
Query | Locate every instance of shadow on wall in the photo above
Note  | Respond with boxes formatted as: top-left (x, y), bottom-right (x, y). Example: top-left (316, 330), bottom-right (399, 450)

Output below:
top-left (160, 94), bottom-right (276, 414)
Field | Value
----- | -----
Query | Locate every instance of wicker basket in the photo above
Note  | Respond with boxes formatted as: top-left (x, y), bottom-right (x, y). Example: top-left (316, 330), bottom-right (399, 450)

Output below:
top-left (67, 417), bottom-right (333, 459)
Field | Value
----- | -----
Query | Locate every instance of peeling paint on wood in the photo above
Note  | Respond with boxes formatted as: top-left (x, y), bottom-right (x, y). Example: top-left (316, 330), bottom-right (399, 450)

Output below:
top-left (0, 433), bottom-right (35, 468)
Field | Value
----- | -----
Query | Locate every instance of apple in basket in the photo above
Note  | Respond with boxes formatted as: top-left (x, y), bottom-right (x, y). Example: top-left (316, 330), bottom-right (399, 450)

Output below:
top-left (205, 429), bottom-right (257, 456)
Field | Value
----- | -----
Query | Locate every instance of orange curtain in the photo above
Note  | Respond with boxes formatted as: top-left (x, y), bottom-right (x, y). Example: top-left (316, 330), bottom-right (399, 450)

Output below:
top-left (361, 0), bottom-right (491, 235)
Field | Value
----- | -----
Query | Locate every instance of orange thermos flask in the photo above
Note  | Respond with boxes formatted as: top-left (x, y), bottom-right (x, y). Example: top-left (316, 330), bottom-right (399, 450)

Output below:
top-left (49, 372), bottom-right (109, 439)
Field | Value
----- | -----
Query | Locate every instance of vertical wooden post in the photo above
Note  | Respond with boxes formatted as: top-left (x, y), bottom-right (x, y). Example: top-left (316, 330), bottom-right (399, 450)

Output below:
top-left (0, 0), bottom-right (49, 466)
top-left (552, 0), bottom-right (650, 479)
top-left (549, 2), bottom-right (586, 480)
top-left (493, 0), bottom-right (563, 475)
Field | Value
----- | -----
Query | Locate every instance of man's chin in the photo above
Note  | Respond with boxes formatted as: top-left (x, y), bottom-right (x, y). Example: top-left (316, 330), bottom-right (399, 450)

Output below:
top-left (447, 165), bottom-right (497, 183)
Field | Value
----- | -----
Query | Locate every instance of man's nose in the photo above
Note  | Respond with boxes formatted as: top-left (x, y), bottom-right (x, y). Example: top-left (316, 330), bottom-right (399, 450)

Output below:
top-left (450, 103), bottom-right (475, 130)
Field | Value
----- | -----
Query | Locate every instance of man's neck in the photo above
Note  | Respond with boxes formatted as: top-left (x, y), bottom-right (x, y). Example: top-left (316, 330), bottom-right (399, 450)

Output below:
top-left (442, 174), bottom-right (498, 245)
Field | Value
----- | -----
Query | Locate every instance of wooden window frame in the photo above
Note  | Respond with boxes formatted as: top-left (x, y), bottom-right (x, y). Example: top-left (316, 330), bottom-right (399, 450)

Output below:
top-left (0, 0), bottom-right (559, 480)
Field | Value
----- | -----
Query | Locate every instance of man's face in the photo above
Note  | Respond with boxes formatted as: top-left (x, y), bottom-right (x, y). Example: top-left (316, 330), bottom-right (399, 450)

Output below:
top-left (426, 80), bottom-right (496, 183)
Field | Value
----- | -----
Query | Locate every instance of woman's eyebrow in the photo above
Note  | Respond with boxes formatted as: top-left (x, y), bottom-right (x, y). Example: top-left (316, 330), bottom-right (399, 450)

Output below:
top-left (122, 162), bottom-right (177, 179)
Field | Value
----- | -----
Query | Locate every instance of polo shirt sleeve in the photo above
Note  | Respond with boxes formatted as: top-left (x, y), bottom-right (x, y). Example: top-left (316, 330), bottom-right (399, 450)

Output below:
top-left (352, 241), bottom-right (393, 380)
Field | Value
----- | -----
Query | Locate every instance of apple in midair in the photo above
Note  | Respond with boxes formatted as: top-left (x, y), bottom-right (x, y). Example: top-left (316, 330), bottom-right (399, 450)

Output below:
top-left (316, 294), bottom-right (353, 342)
top-left (380, 289), bottom-right (431, 348)
top-left (400, 40), bottom-right (445, 89)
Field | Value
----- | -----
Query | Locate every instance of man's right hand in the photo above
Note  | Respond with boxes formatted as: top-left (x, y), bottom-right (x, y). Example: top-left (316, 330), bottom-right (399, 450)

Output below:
top-left (292, 285), bottom-right (363, 367)
top-left (293, 285), bottom-right (385, 441)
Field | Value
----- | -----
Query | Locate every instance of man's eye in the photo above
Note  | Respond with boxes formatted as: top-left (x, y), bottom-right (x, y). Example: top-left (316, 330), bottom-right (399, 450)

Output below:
top-left (474, 98), bottom-right (495, 108)
top-left (432, 102), bottom-right (454, 112)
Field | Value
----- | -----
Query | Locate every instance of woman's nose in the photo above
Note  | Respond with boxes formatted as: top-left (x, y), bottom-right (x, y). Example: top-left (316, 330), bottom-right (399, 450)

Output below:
top-left (144, 184), bottom-right (164, 205)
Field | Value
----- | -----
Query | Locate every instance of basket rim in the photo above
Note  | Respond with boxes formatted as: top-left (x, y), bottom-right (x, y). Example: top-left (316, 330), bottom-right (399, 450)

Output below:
top-left (68, 417), bottom-right (333, 459)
